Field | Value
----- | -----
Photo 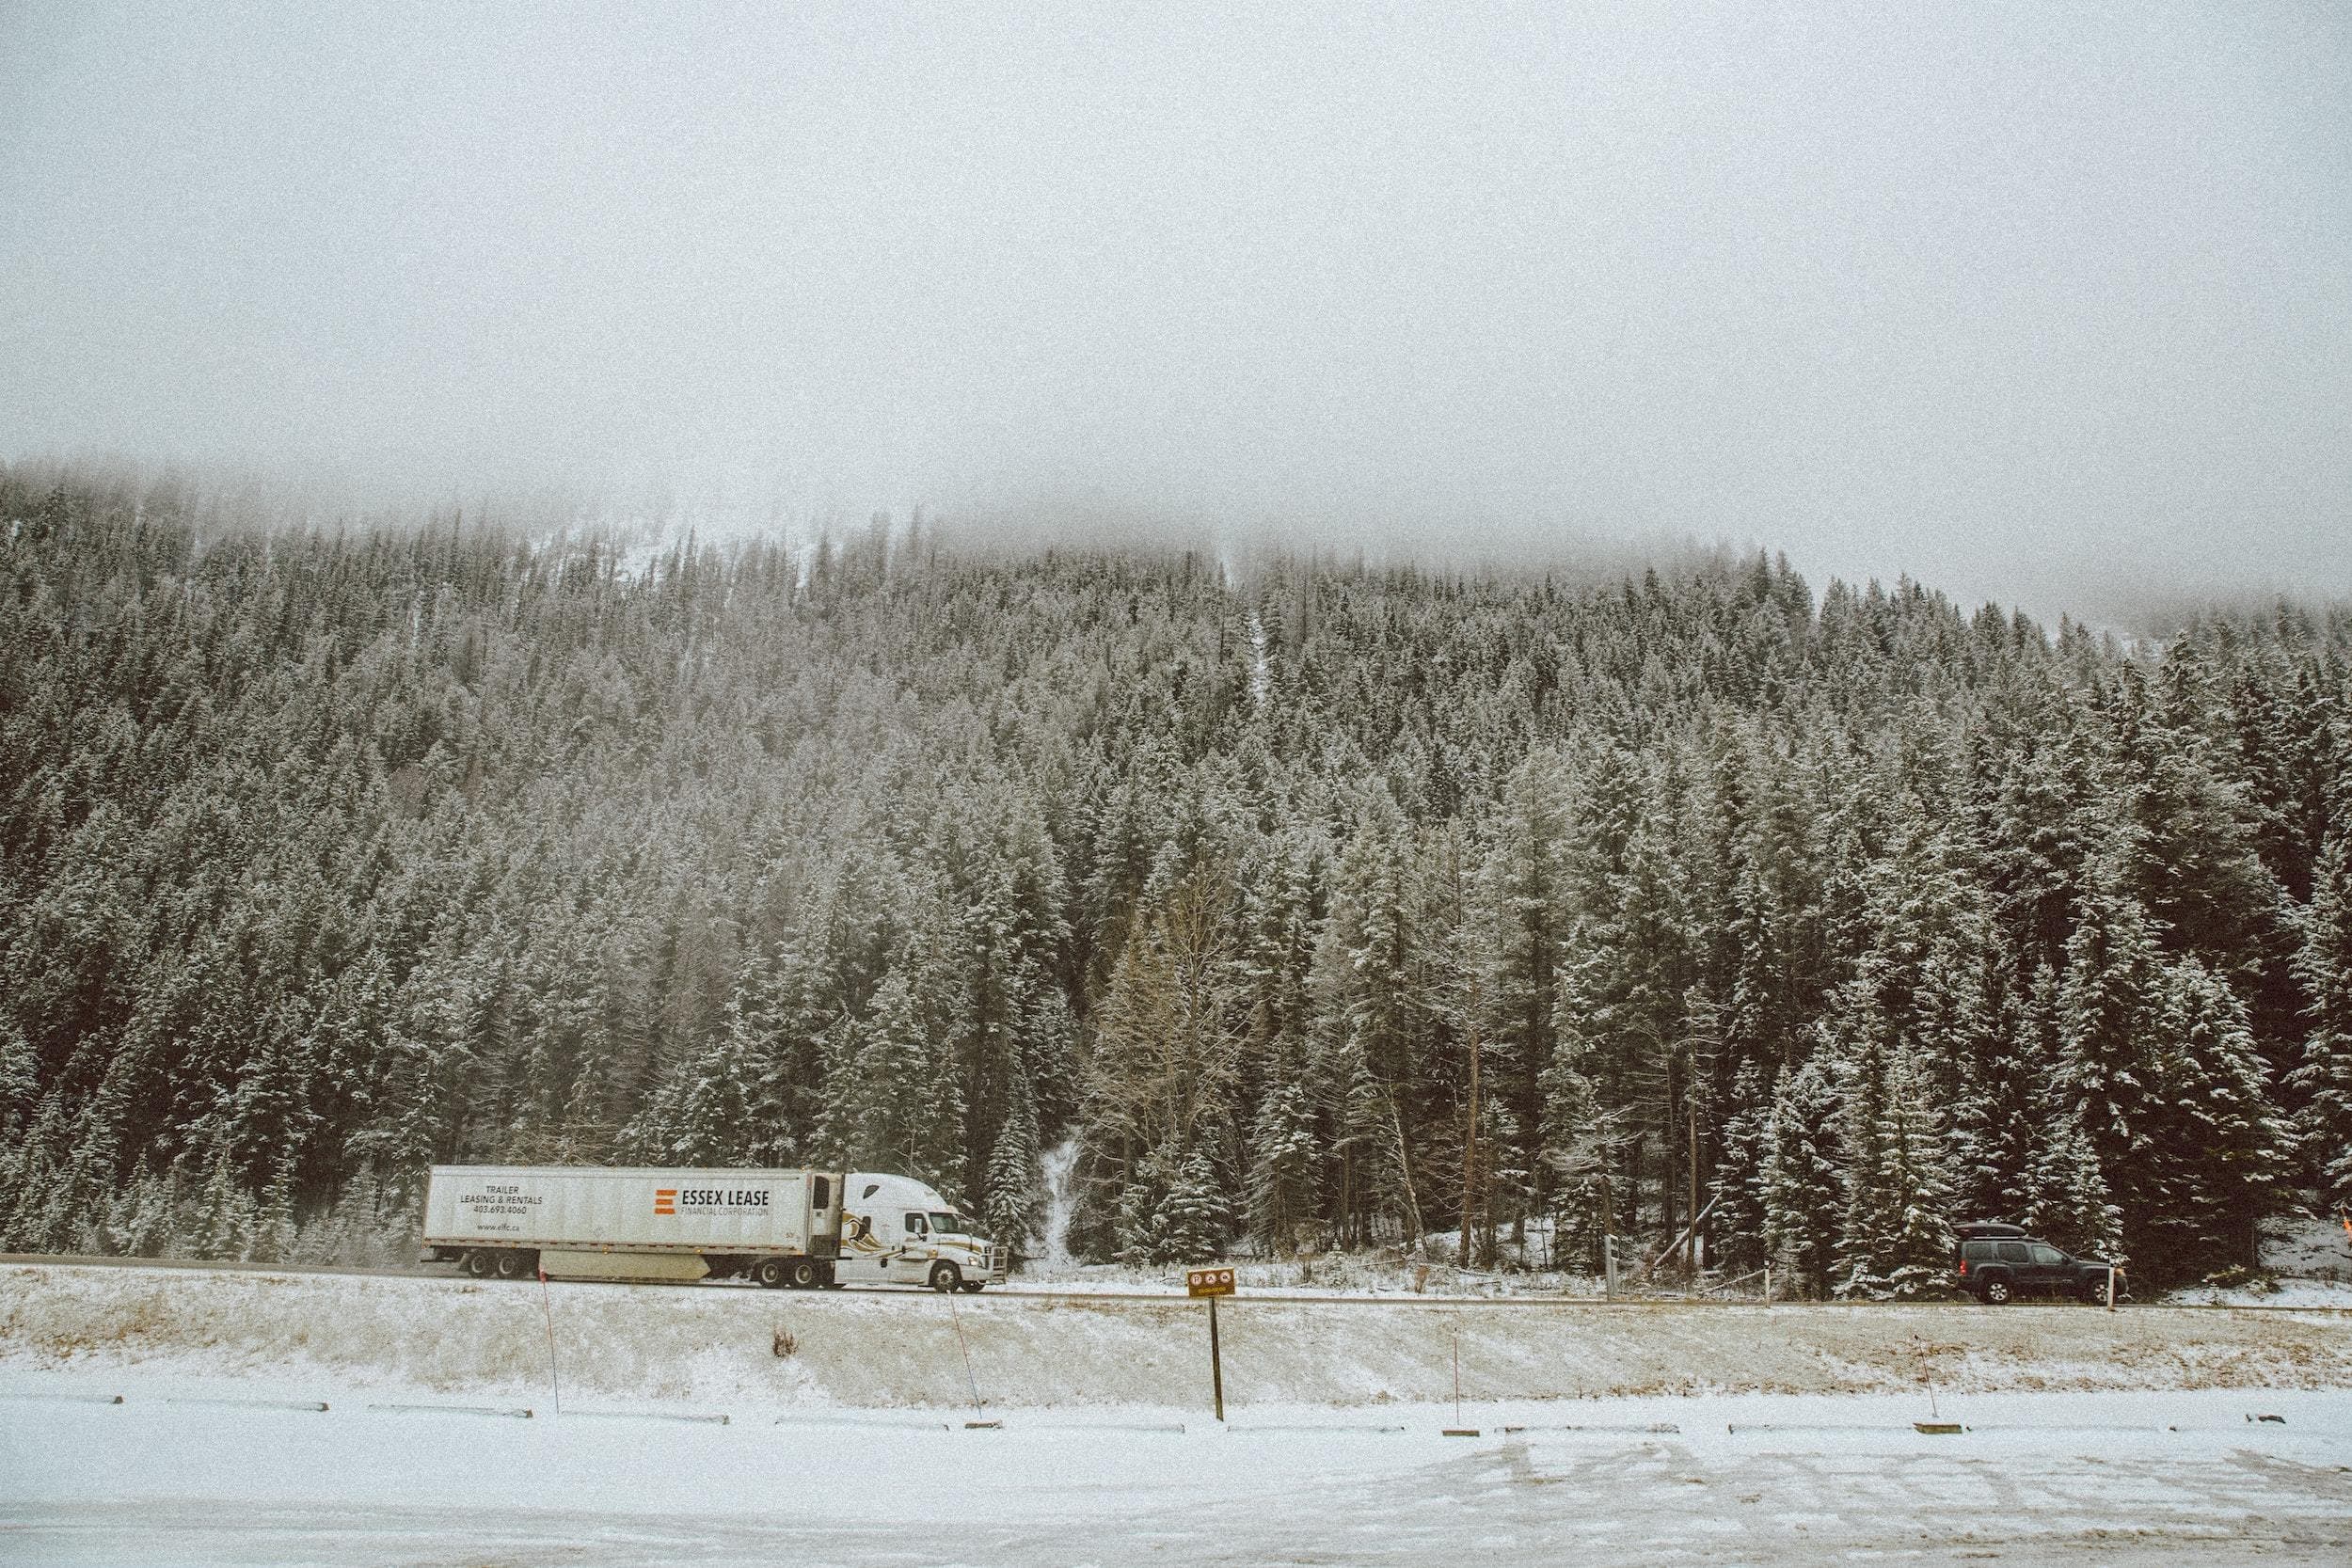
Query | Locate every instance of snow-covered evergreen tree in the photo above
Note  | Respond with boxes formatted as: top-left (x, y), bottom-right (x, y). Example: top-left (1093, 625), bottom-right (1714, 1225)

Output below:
top-left (1760, 1060), bottom-right (1844, 1297)
top-left (1835, 1038), bottom-right (1955, 1300)
top-left (1246, 1033), bottom-right (1320, 1253)
top-left (2293, 831), bottom-right (2352, 1212)
top-left (2141, 957), bottom-right (2287, 1275)
top-left (981, 1065), bottom-right (1044, 1255)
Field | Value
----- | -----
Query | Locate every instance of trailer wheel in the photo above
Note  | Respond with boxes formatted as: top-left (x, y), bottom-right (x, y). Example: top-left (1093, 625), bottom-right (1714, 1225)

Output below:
top-left (788, 1259), bottom-right (818, 1290)
top-left (494, 1250), bottom-right (532, 1281)
top-left (929, 1262), bottom-right (961, 1293)
top-left (462, 1249), bottom-right (496, 1279)
top-left (754, 1258), bottom-right (787, 1289)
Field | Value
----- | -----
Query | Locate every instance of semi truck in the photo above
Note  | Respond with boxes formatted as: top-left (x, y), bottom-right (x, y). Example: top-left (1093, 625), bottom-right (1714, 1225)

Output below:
top-left (834, 1170), bottom-right (1009, 1293)
top-left (419, 1164), bottom-right (1008, 1291)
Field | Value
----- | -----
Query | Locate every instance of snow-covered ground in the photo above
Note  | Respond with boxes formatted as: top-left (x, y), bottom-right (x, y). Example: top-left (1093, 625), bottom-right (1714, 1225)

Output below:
top-left (6, 1261), bottom-right (2350, 1563)
top-left (8, 1262), bottom-right (2351, 1414)
top-left (4, 1373), bottom-right (2348, 1565)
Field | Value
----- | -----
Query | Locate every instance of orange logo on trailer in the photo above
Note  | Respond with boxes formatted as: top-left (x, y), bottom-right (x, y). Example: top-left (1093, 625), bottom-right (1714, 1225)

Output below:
top-left (654, 1188), bottom-right (677, 1216)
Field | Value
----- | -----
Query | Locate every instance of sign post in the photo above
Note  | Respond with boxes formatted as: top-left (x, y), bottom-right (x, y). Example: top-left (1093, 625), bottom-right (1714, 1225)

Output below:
top-left (1186, 1266), bottom-right (1235, 1422)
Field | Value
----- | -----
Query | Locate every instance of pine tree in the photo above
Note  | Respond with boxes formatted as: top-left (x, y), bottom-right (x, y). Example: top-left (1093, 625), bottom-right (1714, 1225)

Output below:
top-left (2022, 1105), bottom-right (2121, 1259)
top-left (626, 980), bottom-right (763, 1164)
top-left (1085, 872), bottom-right (1244, 1162)
top-left (0, 1027), bottom-right (36, 1136)
top-left (1246, 1032), bottom-right (1320, 1254)
top-left (2142, 957), bottom-right (2287, 1275)
top-left (981, 1065), bottom-right (1044, 1256)
top-left (2293, 832), bottom-right (2352, 1212)
top-left (1708, 1061), bottom-right (1771, 1274)
top-left (1152, 1147), bottom-right (1232, 1264)
top-left (2056, 861), bottom-right (2169, 1265)
top-left (1760, 1060), bottom-right (1844, 1298)
top-left (1480, 750), bottom-right (1575, 1234)
top-left (830, 969), bottom-right (966, 1198)
top-left (1835, 1039), bottom-right (1955, 1300)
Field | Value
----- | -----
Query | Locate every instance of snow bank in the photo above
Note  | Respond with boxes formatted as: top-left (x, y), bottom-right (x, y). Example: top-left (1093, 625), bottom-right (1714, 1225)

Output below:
top-left (5, 1262), bottom-right (2348, 1413)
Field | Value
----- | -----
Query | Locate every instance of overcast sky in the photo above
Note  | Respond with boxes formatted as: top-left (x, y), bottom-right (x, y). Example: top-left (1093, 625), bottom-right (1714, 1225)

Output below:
top-left (4, 3), bottom-right (2346, 617)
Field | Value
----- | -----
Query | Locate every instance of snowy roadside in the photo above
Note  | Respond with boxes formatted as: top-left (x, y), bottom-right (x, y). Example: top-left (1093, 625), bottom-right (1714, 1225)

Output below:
top-left (5, 1261), bottom-right (2349, 1417)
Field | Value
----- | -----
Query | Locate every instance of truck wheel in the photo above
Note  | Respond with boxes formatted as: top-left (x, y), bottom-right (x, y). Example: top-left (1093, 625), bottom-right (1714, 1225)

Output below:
top-left (929, 1262), bottom-right (961, 1293)
top-left (462, 1249), bottom-right (496, 1279)
top-left (788, 1259), bottom-right (818, 1290)
top-left (1980, 1277), bottom-right (2012, 1305)
top-left (754, 1258), bottom-right (787, 1289)
top-left (494, 1250), bottom-right (532, 1281)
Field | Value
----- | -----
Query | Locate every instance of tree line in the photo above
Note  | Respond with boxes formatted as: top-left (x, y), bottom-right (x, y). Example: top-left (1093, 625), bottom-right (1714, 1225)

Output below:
top-left (2, 467), bottom-right (2347, 1291)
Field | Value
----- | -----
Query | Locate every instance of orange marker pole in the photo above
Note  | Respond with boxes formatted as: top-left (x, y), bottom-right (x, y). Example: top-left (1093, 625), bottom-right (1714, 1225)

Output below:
top-left (538, 1265), bottom-right (563, 1416)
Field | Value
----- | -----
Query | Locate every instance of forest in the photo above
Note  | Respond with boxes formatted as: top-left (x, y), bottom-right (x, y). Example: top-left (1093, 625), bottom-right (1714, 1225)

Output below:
top-left (2, 467), bottom-right (2347, 1293)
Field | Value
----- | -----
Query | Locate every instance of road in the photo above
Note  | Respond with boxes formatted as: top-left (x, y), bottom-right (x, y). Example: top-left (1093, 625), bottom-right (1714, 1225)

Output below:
top-left (5, 1251), bottom-right (2342, 1313)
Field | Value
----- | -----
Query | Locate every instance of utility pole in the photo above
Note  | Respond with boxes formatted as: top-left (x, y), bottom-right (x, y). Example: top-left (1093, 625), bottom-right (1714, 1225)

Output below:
top-left (1687, 1094), bottom-right (1701, 1276)
top-left (1451, 828), bottom-right (1482, 1273)
top-left (1461, 1005), bottom-right (1480, 1270)
top-left (1599, 1162), bottom-right (1616, 1298)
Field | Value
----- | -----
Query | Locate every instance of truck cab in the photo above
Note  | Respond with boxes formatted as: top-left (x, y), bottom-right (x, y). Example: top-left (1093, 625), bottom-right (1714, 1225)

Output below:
top-left (836, 1172), bottom-right (1009, 1292)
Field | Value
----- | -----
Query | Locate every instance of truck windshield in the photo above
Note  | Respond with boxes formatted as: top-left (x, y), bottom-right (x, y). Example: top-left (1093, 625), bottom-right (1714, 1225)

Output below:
top-left (930, 1212), bottom-right (962, 1234)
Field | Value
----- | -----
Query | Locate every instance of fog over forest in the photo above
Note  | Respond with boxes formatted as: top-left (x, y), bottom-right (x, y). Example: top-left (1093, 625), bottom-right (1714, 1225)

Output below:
top-left (7, 4), bottom-right (2349, 625)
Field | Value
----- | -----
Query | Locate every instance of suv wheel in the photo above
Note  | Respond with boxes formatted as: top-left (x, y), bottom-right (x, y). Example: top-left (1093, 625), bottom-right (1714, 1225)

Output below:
top-left (1980, 1277), bottom-right (2012, 1305)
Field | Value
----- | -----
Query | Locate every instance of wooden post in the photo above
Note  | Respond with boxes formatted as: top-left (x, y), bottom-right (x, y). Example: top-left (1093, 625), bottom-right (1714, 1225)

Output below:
top-left (1208, 1294), bottom-right (1225, 1422)
top-left (2106, 1265), bottom-right (2117, 1312)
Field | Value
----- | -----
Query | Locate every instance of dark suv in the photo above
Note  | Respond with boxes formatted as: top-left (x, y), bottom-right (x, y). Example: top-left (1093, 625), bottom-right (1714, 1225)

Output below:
top-left (1954, 1223), bottom-right (2123, 1304)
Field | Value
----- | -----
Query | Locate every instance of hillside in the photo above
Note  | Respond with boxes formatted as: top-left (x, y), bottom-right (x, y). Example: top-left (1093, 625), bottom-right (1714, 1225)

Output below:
top-left (4, 469), bottom-right (2349, 1290)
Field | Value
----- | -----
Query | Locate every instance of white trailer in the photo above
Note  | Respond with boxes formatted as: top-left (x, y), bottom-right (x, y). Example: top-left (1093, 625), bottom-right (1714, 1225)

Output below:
top-left (836, 1171), bottom-right (1009, 1292)
top-left (420, 1164), bottom-right (845, 1288)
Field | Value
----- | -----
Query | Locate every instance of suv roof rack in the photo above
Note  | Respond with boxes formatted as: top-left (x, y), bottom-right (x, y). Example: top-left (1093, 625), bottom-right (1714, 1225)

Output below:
top-left (1954, 1221), bottom-right (2030, 1238)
